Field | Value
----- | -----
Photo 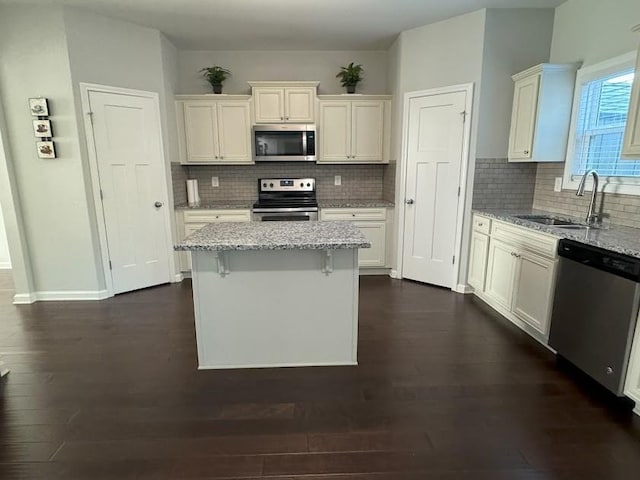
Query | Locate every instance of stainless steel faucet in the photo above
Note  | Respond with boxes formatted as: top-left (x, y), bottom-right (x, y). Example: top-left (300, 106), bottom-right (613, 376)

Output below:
top-left (576, 169), bottom-right (599, 225)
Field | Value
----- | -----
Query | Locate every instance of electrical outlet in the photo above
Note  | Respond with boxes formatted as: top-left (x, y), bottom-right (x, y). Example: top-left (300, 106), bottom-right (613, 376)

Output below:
top-left (334, 175), bottom-right (341, 186)
top-left (211, 176), bottom-right (219, 188)
top-left (554, 177), bottom-right (562, 192)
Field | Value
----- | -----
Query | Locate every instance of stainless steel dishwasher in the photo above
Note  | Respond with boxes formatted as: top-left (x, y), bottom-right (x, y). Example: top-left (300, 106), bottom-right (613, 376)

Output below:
top-left (549, 239), bottom-right (640, 395)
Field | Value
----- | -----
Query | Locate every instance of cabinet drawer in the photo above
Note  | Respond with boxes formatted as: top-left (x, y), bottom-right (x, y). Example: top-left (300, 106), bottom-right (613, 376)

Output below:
top-left (473, 215), bottom-right (491, 234)
top-left (320, 208), bottom-right (386, 221)
top-left (491, 220), bottom-right (558, 259)
top-left (183, 209), bottom-right (251, 223)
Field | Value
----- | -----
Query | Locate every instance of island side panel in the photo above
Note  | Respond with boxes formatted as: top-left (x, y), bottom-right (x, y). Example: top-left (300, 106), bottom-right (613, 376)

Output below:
top-left (191, 248), bottom-right (360, 369)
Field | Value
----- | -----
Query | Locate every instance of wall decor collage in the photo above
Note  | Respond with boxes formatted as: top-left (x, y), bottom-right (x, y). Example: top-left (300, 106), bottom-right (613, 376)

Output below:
top-left (29, 97), bottom-right (55, 159)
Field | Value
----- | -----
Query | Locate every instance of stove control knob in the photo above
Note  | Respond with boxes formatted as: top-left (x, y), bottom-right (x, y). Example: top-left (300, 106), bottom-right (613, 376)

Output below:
top-left (300, 182), bottom-right (304, 187)
top-left (269, 183), bottom-right (274, 188)
top-left (307, 183), bottom-right (311, 187)
top-left (263, 183), bottom-right (267, 188)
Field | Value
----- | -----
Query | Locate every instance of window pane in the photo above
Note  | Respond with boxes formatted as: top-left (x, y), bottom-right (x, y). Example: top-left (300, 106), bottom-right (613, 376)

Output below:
top-left (572, 68), bottom-right (640, 177)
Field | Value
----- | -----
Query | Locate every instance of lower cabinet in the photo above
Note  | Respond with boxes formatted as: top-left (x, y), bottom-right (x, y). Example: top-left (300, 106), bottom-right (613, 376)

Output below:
top-left (177, 209), bottom-right (251, 273)
top-left (625, 310), bottom-right (640, 415)
top-left (470, 215), bottom-right (559, 340)
top-left (320, 208), bottom-right (388, 268)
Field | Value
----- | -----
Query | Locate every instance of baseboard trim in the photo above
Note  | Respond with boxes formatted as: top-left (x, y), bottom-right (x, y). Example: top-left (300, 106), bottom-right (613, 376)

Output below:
top-left (389, 269), bottom-right (401, 279)
top-left (173, 273), bottom-right (184, 283)
top-left (14, 290), bottom-right (110, 304)
top-left (12, 293), bottom-right (37, 305)
top-left (454, 283), bottom-right (474, 294)
top-left (0, 263), bottom-right (11, 270)
top-left (359, 268), bottom-right (392, 276)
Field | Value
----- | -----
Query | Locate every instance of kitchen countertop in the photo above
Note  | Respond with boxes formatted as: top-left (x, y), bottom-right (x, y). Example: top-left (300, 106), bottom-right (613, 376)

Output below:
top-left (318, 199), bottom-right (395, 208)
top-left (474, 208), bottom-right (640, 259)
top-left (175, 221), bottom-right (371, 252)
top-left (175, 202), bottom-right (253, 210)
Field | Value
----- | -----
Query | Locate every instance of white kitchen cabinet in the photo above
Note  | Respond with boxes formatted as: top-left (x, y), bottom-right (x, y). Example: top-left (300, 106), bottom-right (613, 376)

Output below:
top-left (249, 81), bottom-right (318, 124)
top-left (318, 95), bottom-right (391, 164)
top-left (471, 218), bottom-right (559, 342)
top-left (177, 209), bottom-right (251, 272)
top-left (485, 238), bottom-right (518, 311)
top-left (320, 208), bottom-right (388, 268)
top-left (508, 63), bottom-right (579, 162)
top-left (511, 250), bottom-right (556, 335)
top-left (624, 310), bottom-right (640, 416)
top-left (622, 44), bottom-right (640, 158)
top-left (176, 96), bottom-right (252, 164)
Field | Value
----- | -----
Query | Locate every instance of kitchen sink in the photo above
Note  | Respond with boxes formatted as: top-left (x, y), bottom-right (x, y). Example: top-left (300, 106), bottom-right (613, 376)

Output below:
top-left (514, 215), bottom-right (591, 229)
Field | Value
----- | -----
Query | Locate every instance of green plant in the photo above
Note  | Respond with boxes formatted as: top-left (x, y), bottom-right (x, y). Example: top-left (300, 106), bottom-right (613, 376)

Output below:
top-left (336, 62), bottom-right (363, 87)
top-left (200, 66), bottom-right (231, 86)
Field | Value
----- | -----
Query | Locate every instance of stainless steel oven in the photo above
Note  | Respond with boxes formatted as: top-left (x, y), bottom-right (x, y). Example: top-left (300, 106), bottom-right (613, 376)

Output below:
top-left (253, 125), bottom-right (316, 162)
top-left (252, 178), bottom-right (318, 221)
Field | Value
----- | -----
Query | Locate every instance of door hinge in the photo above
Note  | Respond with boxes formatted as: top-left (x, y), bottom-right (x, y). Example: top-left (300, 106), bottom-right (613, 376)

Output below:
top-left (87, 111), bottom-right (94, 123)
top-left (99, 189), bottom-right (104, 201)
top-left (452, 255), bottom-right (456, 264)
top-left (457, 186), bottom-right (461, 197)
top-left (108, 260), bottom-right (112, 270)
top-left (460, 110), bottom-right (467, 123)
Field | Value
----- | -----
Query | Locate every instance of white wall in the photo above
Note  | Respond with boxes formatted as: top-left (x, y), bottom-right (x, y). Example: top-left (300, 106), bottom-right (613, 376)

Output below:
top-left (0, 5), bottom-right (101, 293)
top-left (0, 204), bottom-right (10, 269)
top-left (177, 50), bottom-right (388, 94)
top-left (551, 0), bottom-right (640, 67)
top-left (477, 9), bottom-right (554, 158)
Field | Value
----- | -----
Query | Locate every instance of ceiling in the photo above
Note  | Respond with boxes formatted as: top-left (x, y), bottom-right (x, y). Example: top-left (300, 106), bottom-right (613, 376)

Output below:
top-left (2, 0), bottom-right (565, 50)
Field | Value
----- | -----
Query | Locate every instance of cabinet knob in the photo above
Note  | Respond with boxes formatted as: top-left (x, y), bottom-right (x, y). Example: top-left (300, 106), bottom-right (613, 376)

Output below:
top-left (478, 222), bottom-right (484, 227)
top-left (524, 150), bottom-right (529, 155)
top-left (285, 116), bottom-right (289, 120)
top-left (405, 199), bottom-right (415, 205)
top-left (280, 116), bottom-right (284, 120)
top-left (154, 201), bottom-right (163, 208)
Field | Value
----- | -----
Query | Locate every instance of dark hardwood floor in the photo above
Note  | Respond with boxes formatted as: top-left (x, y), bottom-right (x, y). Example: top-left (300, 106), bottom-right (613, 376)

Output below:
top-left (1, 276), bottom-right (640, 479)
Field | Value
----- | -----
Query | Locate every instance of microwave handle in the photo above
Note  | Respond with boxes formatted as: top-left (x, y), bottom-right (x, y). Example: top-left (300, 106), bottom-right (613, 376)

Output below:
top-left (302, 131), bottom-right (307, 156)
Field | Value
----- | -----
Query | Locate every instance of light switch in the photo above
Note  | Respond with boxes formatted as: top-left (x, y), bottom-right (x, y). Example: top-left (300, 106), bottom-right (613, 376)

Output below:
top-left (334, 175), bottom-right (341, 186)
top-left (211, 176), bottom-right (219, 188)
top-left (554, 177), bottom-right (562, 192)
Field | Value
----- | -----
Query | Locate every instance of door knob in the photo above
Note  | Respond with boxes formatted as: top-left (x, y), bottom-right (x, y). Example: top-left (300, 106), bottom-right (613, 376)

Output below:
top-left (154, 201), bottom-right (163, 208)
top-left (405, 199), bottom-right (415, 205)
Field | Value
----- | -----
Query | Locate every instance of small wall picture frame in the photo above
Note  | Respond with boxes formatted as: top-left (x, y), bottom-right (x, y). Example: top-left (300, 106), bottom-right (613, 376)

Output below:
top-left (29, 97), bottom-right (49, 116)
top-left (33, 119), bottom-right (52, 138)
top-left (36, 141), bottom-right (56, 159)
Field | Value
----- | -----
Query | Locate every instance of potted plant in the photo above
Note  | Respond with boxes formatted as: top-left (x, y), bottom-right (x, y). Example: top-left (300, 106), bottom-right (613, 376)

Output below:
top-left (200, 66), bottom-right (231, 94)
top-left (336, 62), bottom-right (363, 94)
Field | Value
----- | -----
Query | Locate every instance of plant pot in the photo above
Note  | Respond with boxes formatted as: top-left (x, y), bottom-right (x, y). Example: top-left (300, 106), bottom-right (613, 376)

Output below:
top-left (212, 84), bottom-right (223, 94)
top-left (346, 85), bottom-right (356, 94)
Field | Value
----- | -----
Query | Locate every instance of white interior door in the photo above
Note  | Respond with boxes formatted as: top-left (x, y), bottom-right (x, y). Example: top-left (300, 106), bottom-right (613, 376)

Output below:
top-left (402, 91), bottom-right (466, 288)
top-left (88, 90), bottom-right (172, 294)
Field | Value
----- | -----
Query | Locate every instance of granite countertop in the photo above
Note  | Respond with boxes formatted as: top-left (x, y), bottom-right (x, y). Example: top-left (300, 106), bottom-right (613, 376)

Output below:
top-left (474, 208), bottom-right (640, 259)
top-left (175, 202), bottom-right (253, 210)
top-left (175, 221), bottom-right (371, 252)
top-left (318, 199), bottom-right (395, 208)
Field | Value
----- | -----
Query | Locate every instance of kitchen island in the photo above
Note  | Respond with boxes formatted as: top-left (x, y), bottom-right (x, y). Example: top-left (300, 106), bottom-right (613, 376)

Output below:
top-left (175, 221), bottom-right (370, 369)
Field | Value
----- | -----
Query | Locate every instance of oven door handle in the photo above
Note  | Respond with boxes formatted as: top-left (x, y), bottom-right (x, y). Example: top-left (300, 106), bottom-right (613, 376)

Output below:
top-left (252, 207), bottom-right (318, 213)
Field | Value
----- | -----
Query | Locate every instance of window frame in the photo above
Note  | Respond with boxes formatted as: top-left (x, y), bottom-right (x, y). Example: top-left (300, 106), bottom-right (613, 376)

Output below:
top-left (563, 51), bottom-right (639, 195)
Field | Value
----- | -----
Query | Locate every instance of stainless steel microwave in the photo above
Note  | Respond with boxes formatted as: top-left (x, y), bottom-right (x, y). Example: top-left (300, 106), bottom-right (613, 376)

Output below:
top-left (253, 124), bottom-right (316, 162)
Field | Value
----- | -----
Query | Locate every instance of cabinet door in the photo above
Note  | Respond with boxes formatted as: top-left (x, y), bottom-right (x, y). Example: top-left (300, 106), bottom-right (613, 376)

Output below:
top-left (351, 101), bottom-right (385, 162)
top-left (353, 221), bottom-right (386, 268)
top-left (254, 88), bottom-right (285, 123)
top-left (622, 49), bottom-right (640, 158)
top-left (183, 102), bottom-right (219, 162)
top-left (512, 251), bottom-right (556, 335)
top-left (319, 101), bottom-right (351, 162)
top-left (624, 311), bottom-right (640, 405)
top-left (485, 238), bottom-right (517, 311)
top-left (183, 223), bottom-right (209, 271)
top-left (508, 74), bottom-right (540, 160)
top-left (468, 232), bottom-right (489, 292)
top-left (285, 88), bottom-right (315, 123)
top-left (216, 101), bottom-right (252, 163)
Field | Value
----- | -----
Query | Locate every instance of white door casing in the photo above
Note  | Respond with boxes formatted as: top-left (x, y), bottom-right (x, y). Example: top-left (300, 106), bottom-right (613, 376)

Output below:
top-left (82, 84), bottom-right (173, 296)
top-left (401, 89), bottom-right (469, 288)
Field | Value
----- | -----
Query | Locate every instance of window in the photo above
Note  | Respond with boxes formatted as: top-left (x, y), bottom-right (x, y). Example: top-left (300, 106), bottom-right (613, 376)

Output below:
top-left (564, 52), bottom-right (640, 193)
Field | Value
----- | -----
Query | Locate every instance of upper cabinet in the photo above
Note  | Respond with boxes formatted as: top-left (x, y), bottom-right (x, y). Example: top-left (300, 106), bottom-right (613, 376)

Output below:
top-left (508, 63), bottom-right (579, 162)
top-left (176, 95), bottom-right (252, 165)
top-left (622, 40), bottom-right (640, 158)
top-left (317, 95), bottom-right (391, 164)
top-left (249, 81), bottom-right (318, 124)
